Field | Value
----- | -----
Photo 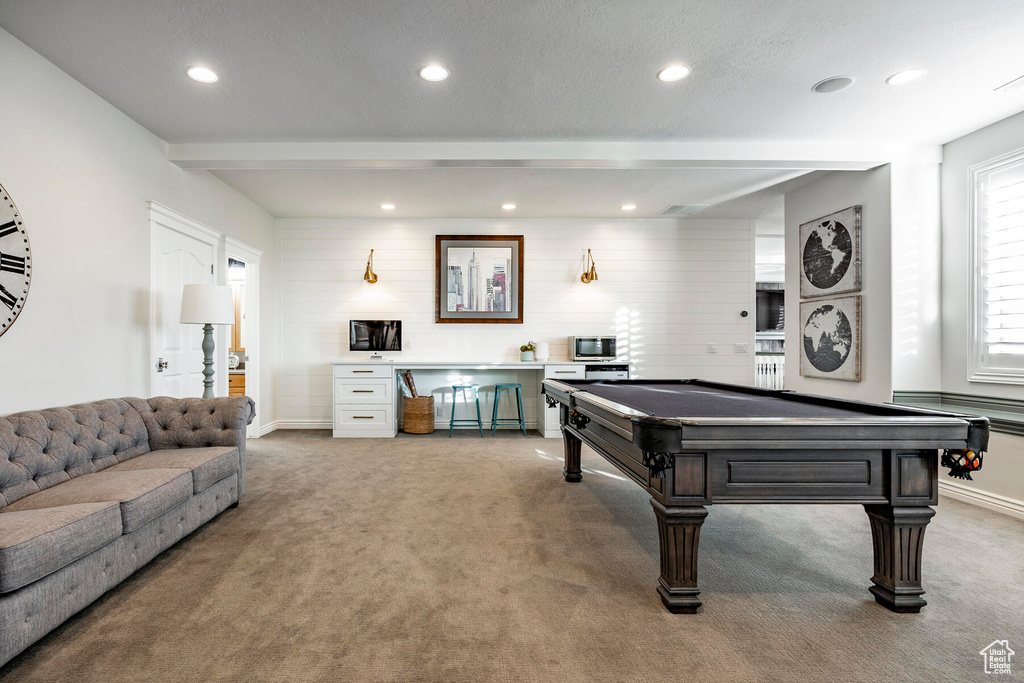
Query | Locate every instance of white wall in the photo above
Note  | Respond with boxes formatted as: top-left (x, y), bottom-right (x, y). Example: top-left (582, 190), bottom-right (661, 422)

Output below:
top-left (754, 196), bottom-right (785, 283)
top-left (0, 28), bottom-right (279, 431)
top-left (279, 218), bottom-right (756, 427)
top-left (783, 148), bottom-right (1022, 512)
top-left (784, 166), bottom-right (893, 403)
top-left (890, 161), bottom-right (943, 391)
top-left (941, 110), bottom-right (1024, 402)
top-left (939, 110), bottom-right (1024, 507)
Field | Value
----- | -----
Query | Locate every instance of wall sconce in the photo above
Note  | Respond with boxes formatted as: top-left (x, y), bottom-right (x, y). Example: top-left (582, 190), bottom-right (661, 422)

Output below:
top-left (363, 249), bottom-right (378, 283)
top-left (580, 249), bottom-right (598, 283)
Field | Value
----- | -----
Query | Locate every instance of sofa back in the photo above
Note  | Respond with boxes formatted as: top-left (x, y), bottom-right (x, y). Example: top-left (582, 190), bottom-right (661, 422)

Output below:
top-left (123, 396), bottom-right (255, 497)
top-left (0, 399), bottom-right (151, 509)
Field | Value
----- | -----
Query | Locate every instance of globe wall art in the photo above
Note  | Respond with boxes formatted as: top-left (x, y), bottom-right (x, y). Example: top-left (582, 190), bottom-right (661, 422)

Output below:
top-left (799, 295), bottom-right (861, 381)
top-left (799, 205), bottom-right (861, 298)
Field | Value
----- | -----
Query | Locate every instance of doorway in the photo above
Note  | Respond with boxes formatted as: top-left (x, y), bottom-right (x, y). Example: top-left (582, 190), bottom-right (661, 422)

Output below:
top-left (149, 203), bottom-right (221, 398)
top-left (226, 238), bottom-right (262, 439)
top-left (149, 203), bottom-right (263, 438)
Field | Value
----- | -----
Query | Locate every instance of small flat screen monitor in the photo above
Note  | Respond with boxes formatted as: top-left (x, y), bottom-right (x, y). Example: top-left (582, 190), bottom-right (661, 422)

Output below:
top-left (350, 320), bottom-right (402, 352)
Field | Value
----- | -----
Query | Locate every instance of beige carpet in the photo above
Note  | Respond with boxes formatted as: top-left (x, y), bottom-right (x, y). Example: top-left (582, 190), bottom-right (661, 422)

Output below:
top-left (3, 429), bottom-right (1023, 682)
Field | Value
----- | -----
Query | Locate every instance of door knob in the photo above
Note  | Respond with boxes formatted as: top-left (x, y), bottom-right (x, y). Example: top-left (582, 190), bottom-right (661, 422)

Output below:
top-left (156, 358), bottom-right (169, 372)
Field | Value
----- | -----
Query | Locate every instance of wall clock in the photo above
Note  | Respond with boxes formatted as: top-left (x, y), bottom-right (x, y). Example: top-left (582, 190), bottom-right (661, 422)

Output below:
top-left (0, 182), bottom-right (31, 338)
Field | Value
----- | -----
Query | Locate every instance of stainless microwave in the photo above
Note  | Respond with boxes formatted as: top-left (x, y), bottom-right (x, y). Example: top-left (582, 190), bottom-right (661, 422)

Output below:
top-left (569, 336), bottom-right (617, 362)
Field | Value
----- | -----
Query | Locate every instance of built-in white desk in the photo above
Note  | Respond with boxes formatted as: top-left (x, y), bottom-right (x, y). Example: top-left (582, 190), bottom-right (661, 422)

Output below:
top-left (331, 360), bottom-right (588, 438)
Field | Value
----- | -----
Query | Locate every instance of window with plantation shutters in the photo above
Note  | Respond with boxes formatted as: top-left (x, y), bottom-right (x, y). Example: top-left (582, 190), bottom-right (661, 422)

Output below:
top-left (970, 150), bottom-right (1024, 382)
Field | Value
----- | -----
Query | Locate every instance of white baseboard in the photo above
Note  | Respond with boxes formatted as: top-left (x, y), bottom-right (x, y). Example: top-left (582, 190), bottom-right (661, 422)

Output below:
top-left (256, 421), bottom-right (280, 437)
top-left (939, 480), bottom-right (1024, 521)
top-left (275, 419), bottom-right (332, 430)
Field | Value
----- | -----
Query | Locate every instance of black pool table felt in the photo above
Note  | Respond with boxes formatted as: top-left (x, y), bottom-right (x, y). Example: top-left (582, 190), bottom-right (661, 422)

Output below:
top-left (576, 381), bottom-right (883, 419)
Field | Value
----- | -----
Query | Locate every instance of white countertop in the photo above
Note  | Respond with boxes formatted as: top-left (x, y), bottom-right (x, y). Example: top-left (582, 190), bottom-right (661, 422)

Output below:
top-left (332, 360), bottom-right (576, 369)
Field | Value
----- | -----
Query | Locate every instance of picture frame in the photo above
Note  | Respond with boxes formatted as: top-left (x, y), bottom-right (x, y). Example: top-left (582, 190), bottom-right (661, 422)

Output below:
top-left (799, 205), bottom-right (861, 298)
top-left (435, 235), bottom-right (524, 324)
top-left (799, 295), bottom-right (862, 381)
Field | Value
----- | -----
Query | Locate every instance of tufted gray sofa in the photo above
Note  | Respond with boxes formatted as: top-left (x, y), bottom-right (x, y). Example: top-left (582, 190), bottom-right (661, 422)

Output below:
top-left (0, 395), bottom-right (255, 667)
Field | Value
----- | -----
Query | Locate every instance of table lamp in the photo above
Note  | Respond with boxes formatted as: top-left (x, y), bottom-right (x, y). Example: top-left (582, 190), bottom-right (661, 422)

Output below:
top-left (180, 284), bottom-right (235, 398)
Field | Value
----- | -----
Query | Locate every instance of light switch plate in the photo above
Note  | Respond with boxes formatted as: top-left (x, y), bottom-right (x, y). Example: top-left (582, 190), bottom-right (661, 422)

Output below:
top-left (706, 344), bottom-right (717, 354)
top-left (734, 343), bottom-right (749, 354)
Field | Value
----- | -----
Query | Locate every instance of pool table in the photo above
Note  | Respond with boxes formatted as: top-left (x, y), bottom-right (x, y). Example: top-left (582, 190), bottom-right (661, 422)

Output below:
top-left (541, 379), bottom-right (990, 614)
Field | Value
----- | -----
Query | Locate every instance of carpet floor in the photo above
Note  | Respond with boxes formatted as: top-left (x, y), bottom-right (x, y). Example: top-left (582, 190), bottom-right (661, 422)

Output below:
top-left (2, 430), bottom-right (1022, 682)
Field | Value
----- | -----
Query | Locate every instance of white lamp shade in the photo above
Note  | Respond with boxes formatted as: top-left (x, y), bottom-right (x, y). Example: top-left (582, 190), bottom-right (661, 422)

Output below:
top-left (180, 284), bottom-right (235, 325)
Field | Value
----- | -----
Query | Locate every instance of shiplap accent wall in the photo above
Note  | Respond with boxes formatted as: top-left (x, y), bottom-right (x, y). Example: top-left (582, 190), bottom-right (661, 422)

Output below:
top-left (279, 218), bottom-right (756, 427)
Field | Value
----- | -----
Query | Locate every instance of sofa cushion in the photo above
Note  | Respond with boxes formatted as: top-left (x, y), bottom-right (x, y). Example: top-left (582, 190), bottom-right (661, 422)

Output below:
top-left (1, 470), bottom-right (192, 533)
top-left (0, 399), bottom-right (151, 509)
top-left (104, 446), bottom-right (238, 494)
top-left (0, 502), bottom-right (122, 593)
top-left (124, 396), bottom-right (255, 498)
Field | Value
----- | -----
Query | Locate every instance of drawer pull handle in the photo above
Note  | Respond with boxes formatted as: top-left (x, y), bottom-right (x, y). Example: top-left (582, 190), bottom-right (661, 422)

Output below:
top-left (555, 371), bottom-right (576, 374)
top-left (352, 390), bottom-right (374, 393)
top-left (353, 416), bottom-right (375, 419)
top-left (352, 370), bottom-right (374, 373)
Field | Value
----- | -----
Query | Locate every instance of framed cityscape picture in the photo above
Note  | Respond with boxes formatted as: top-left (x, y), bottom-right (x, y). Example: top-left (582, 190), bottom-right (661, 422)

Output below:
top-left (799, 295), bottom-right (861, 381)
top-left (435, 235), bottom-right (524, 323)
top-left (799, 205), bottom-right (861, 298)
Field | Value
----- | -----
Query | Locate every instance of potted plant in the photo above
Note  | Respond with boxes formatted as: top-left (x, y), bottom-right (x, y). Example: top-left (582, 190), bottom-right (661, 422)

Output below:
top-left (520, 341), bottom-right (536, 362)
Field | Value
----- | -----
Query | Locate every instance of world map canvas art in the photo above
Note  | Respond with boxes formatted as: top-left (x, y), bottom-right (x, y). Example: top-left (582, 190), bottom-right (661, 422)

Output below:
top-left (799, 205), bottom-right (861, 298)
top-left (799, 295), bottom-right (861, 381)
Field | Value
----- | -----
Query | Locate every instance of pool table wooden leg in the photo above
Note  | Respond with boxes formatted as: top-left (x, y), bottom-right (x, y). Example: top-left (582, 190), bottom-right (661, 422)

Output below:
top-left (651, 500), bottom-right (708, 613)
top-left (863, 504), bottom-right (936, 613)
top-left (561, 427), bottom-right (583, 482)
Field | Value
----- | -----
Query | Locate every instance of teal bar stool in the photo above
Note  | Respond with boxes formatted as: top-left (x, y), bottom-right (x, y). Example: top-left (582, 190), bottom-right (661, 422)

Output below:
top-left (491, 383), bottom-right (527, 436)
top-left (449, 385), bottom-right (484, 437)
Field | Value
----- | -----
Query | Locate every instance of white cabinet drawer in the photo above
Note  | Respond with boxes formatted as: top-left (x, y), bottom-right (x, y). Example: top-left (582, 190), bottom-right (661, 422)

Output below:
top-left (334, 364), bottom-right (392, 378)
top-left (335, 378), bottom-right (392, 403)
top-left (544, 364), bottom-right (586, 379)
top-left (334, 405), bottom-right (394, 427)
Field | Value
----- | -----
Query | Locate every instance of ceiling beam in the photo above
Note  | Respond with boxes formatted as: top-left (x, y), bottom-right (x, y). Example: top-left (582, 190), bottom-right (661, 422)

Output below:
top-left (167, 140), bottom-right (942, 170)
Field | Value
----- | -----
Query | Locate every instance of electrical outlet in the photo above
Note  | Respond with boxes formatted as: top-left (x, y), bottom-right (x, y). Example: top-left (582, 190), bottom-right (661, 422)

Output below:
top-left (405, 340), bottom-right (412, 350)
top-left (734, 343), bottom-right (749, 354)
top-left (706, 344), bottom-right (717, 354)
top-left (435, 405), bottom-right (442, 417)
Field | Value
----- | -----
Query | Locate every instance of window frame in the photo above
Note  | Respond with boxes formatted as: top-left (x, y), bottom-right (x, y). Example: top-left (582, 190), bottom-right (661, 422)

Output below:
top-left (968, 147), bottom-right (1024, 384)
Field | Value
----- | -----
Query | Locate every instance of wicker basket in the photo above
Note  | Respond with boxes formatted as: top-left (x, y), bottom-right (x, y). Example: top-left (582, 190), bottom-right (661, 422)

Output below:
top-left (403, 396), bottom-right (435, 434)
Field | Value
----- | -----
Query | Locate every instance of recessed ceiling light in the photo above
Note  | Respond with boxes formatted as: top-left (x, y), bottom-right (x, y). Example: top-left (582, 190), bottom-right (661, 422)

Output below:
top-left (380, 203), bottom-right (396, 210)
top-left (419, 64), bottom-right (449, 82)
top-left (501, 203), bottom-right (516, 210)
top-left (657, 64), bottom-right (691, 82)
top-left (186, 66), bottom-right (218, 83)
top-left (621, 204), bottom-right (637, 211)
top-left (886, 68), bottom-right (927, 85)
top-left (812, 76), bottom-right (855, 93)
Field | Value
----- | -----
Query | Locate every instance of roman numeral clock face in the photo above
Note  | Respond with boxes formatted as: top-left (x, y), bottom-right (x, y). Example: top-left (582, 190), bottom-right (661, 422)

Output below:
top-left (0, 183), bottom-right (31, 337)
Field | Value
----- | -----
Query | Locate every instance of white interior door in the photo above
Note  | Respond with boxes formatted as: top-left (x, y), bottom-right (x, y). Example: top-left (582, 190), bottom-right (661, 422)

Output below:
top-left (150, 204), bottom-right (221, 397)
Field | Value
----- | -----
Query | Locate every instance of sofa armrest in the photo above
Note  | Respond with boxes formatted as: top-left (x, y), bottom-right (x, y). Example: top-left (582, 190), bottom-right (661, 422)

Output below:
top-left (123, 396), bottom-right (256, 498)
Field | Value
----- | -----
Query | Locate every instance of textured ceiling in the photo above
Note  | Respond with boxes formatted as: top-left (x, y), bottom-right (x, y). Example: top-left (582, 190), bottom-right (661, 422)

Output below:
top-left (2, 0), bottom-right (1023, 145)
top-left (2, 1), bottom-right (1023, 218)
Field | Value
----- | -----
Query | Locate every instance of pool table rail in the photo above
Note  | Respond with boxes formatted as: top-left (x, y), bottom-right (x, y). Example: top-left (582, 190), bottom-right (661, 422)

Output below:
top-left (543, 378), bottom-right (982, 455)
